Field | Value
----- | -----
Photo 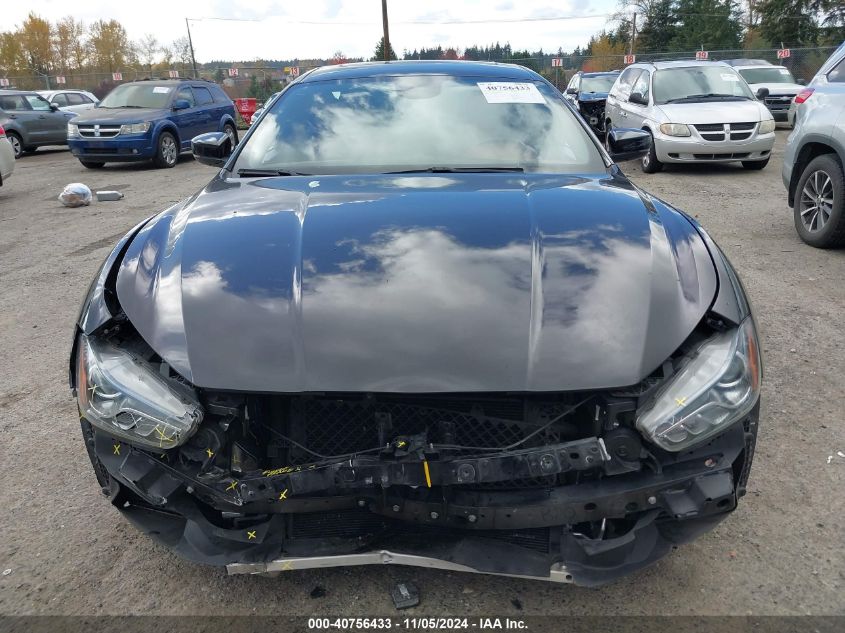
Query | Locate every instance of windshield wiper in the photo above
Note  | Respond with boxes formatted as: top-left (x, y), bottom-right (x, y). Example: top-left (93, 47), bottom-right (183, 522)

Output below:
top-left (236, 168), bottom-right (309, 177)
top-left (385, 167), bottom-right (524, 174)
top-left (664, 93), bottom-right (749, 103)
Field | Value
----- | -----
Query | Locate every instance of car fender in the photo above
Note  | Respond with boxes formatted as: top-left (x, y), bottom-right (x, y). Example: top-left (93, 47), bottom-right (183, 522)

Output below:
top-left (216, 113), bottom-right (236, 131)
top-left (152, 119), bottom-right (181, 148)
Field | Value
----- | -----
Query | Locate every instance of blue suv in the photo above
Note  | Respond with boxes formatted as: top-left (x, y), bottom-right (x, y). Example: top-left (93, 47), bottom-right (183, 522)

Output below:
top-left (68, 80), bottom-right (237, 169)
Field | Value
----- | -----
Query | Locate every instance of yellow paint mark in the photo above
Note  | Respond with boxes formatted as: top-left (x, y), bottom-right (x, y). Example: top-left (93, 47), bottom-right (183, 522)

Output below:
top-left (280, 561), bottom-right (294, 571)
top-left (154, 425), bottom-right (175, 448)
top-left (113, 443), bottom-right (121, 456)
top-left (226, 480), bottom-right (238, 492)
top-left (262, 466), bottom-right (296, 477)
top-left (423, 461), bottom-right (432, 488)
top-left (88, 384), bottom-right (99, 398)
top-left (675, 397), bottom-right (687, 407)
top-left (279, 488), bottom-right (288, 501)
top-left (397, 440), bottom-right (407, 448)
top-left (247, 530), bottom-right (257, 540)
top-left (205, 448), bottom-right (214, 459)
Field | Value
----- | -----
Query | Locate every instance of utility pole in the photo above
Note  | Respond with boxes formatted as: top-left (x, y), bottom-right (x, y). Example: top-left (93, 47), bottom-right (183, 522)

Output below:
top-left (381, 0), bottom-right (391, 62)
top-left (185, 18), bottom-right (199, 78)
top-left (629, 13), bottom-right (637, 56)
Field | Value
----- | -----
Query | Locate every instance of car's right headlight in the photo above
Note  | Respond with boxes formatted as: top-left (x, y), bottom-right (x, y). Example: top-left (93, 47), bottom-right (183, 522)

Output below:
top-left (76, 333), bottom-right (203, 449)
top-left (67, 123), bottom-right (79, 138)
top-left (119, 122), bottom-right (151, 135)
top-left (659, 123), bottom-right (692, 137)
top-left (636, 318), bottom-right (761, 452)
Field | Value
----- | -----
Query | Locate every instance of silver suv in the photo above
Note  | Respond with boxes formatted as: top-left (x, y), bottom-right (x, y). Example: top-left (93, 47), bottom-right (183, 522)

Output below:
top-left (782, 42), bottom-right (845, 248)
top-left (605, 60), bottom-right (776, 173)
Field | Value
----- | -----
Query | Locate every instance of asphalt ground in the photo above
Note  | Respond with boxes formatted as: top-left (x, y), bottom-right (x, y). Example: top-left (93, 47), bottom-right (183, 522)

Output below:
top-left (0, 130), bottom-right (843, 616)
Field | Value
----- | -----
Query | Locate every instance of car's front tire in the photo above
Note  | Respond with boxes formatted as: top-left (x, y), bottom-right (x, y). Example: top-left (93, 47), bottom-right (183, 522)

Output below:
top-left (742, 158), bottom-right (770, 170)
top-left (6, 132), bottom-right (23, 159)
top-left (79, 160), bottom-right (105, 169)
top-left (153, 131), bottom-right (179, 169)
top-left (223, 123), bottom-right (238, 148)
top-left (641, 130), bottom-right (663, 173)
top-left (793, 154), bottom-right (845, 248)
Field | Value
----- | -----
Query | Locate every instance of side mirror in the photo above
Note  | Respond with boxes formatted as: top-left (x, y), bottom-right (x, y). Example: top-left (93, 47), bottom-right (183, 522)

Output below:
top-left (606, 128), bottom-right (651, 162)
top-left (797, 78), bottom-right (806, 86)
top-left (566, 88), bottom-right (577, 95)
top-left (172, 98), bottom-right (191, 110)
top-left (191, 132), bottom-right (232, 167)
top-left (755, 87), bottom-right (770, 100)
top-left (50, 103), bottom-right (59, 111)
top-left (629, 92), bottom-right (648, 106)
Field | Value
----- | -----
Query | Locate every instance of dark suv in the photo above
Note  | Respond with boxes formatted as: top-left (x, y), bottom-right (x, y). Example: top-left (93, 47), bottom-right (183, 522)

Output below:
top-left (68, 80), bottom-right (237, 169)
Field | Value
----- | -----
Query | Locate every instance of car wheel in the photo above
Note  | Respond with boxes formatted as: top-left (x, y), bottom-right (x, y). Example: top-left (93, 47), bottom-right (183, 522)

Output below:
top-left (641, 130), bottom-right (663, 173)
top-left (80, 160), bottom-right (105, 169)
top-left (223, 123), bottom-right (238, 148)
top-left (741, 158), bottom-right (770, 170)
top-left (7, 132), bottom-right (23, 159)
top-left (153, 131), bottom-right (179, 168)
top-left (793, 154), bottom-right (845, 249)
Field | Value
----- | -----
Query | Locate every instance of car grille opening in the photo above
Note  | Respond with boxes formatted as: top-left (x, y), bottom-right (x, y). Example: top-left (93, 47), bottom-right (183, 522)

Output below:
top-left (78, 125), bottom-right (120, 138)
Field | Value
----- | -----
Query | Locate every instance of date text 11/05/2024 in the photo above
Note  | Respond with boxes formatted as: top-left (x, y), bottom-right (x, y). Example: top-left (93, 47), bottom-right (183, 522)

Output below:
top-left (308, 618), bottom-right (527, 630)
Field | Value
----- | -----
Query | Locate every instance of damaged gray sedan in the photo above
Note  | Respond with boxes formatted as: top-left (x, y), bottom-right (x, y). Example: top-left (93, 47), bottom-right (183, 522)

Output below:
top-left (70, 61), bottom-right (761, 586)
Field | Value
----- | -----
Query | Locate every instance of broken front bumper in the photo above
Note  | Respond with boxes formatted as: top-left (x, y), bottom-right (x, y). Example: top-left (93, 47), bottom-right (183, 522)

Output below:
top-left (82, 406), bottom-right (757, 587)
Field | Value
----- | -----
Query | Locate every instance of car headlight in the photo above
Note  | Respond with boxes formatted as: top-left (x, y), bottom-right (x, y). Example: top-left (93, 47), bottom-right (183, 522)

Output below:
top-left (636, 318), bottom-right (761, 452)
top-left (758, 118), bottom-right (776, 134)
top-left (119, 122), bottom-right (151, 135)
top-left (67, 123), bottom-right (79, 138)
top-left (76, 334), bottom-right (203, 449)
top-left (659, 123), bottom-right (691, 137)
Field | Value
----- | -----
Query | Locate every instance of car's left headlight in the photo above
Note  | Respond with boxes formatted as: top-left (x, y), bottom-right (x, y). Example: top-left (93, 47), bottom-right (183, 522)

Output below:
top-left (759, 118), bottom-right (776, 134)
top-left (636, 317), bottom-right (761, 452)
top-left (76, 334), bottom-right (203, 449)
top-left (119, 122), bottom-right (151, 135)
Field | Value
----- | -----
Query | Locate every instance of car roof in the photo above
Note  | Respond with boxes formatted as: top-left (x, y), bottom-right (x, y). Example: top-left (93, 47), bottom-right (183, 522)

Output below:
top-left (580, 71), bottom-right (620, 77)
top-left (0, 89), bottom-right (39, 95)
top-left (300, 60), bottom-right (542, 83)
top-left (633, 60), bottom-right (731, 70)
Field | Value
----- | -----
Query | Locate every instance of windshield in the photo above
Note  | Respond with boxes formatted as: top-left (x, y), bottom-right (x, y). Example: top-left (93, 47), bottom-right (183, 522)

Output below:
top-left (653, 66), bottom-right (755, 104)
top-left (234, 75), bottom-right (605, 175)
top-left (98, 84), bottom-right (174, 108)
top-left (580, 75), bottom-right (618, 93)
top-left (738, 67), bottom-right (796, 84)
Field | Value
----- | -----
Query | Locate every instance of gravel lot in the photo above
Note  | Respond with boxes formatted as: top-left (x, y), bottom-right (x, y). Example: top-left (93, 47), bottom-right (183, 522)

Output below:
top-left (0, 132), bottom-right (843, 616)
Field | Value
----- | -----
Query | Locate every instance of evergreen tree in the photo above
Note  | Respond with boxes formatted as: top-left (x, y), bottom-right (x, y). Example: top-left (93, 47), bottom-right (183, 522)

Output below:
top-left (636, 0), bottom-right (678, 52)
top-left (372, 36), bottom-right (398, 61)
top-left (757, 0), bottom-right (820, 46)
top-left (670, 0), bottom-right (743, 50)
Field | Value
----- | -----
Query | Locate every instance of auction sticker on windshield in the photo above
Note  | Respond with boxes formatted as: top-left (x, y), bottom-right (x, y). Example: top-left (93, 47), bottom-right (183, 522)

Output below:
top-left (477, 82), bottom-right (546, 104)
top-left (153, 86), bottom-right (171, 93)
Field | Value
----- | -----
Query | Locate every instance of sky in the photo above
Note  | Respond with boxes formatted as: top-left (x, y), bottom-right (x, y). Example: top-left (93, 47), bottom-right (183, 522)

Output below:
top-left (8, 0), bottom-right (620, 62)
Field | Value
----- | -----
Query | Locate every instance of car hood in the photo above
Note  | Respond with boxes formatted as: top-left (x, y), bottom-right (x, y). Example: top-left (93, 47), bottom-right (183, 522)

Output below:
top-left (115, 172), bottom-right (717, 393)
top-left (656, 100), bottom-right (768, 123)
top-left (72, 107), bottom-right (167, 124)
top-left (747, 82), bottom-right (803, 95)
top-left (578, 92), bottom-right (609, 103)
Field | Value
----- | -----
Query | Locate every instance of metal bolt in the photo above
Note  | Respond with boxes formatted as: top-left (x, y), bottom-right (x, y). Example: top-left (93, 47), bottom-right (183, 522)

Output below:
top-left (704, 458), bottom-right (716, 468)
top-left (647, 496), bottom-right (657, 505)
top-left (429, 511), bottom-right (439, 520)
top-left (467, 514), bottom-right (477, 523)
top-left (186, 486), bottom-right (194, 494)
top-left (392, 504), bottom-right (400, 512)
top-left (357, 499), bottom-right (366, 507)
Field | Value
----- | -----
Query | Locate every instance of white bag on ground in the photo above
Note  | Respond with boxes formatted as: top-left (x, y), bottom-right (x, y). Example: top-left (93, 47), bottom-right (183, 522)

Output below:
top-left (58, 183), bottom-right (92, 207)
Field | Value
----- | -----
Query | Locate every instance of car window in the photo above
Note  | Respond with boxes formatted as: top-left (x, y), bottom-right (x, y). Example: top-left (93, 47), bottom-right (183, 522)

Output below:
top-left (66, 93), bottom-right (86, 105)
top-left (653, 66), bottom-right (755, 103)
top-left (235, 75), bottom-right (606, 175)
top-left (567, 75), bottom-right (579, 92)
top-left (211, 85), bottom-right (230, 102)
top-left (194, 87), bottom-right (214, 105)
top-left (176, 86), bottom-right (196, 107)
top-left (581, 75), bottom-right (619, 93)
top-left (738, 67), bottom-right (796, 84)
top-left (631, 71), bottom-right (650, 101)
top-left (24, 95), bottom-right (52, 111)
top-left (828, 56), bottom-right (845, 83)
top-left (614, 68), bottom-right (641, 98)
top-left (52, 93), bottom-right (69, 106)
top-left (99, 84), bottom-right (174, 108)
top-left (0, 95), bottom-right (28, 111)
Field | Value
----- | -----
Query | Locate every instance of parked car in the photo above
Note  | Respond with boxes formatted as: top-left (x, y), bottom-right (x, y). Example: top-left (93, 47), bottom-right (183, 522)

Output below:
top-left (249, 92), bottom-right (281, 125)
top-left (0, 125), bottom-right (14, 185)
top-left (723, 59), bottom-right (804, 124)
top-left (605, 60), bottom-right (776, 173)
top-left (787, 40), bottom-right (845, 126)
top-left (71, 61), bottom-right (762, 586)
top-left (563, 71), bottom-right (620, 137)
top-left (782, 43), bottom-right (845, 248)
top-left (37, 89), bottom-right (99, 114)
top-left (67, 80), bottom-right (238, 169)
top-left (0, 90), bottom-right (79, 158)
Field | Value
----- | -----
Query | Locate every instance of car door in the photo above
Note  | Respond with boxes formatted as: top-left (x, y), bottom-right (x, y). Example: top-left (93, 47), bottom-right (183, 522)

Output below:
top-left (0, 94), bottom-right (41, 144)
top-left (564, 74), bottom-right (580, 105)
top-left (610, 68), bottom-right (642, 128)
top-left (192, 86), bottom-right (217, 133)
top-left (625, 70), bottom-right (651, 129)
top-left (172, 86), bottom-right (203, 149)
top-left (24, 94), bottom-right (73, 144)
